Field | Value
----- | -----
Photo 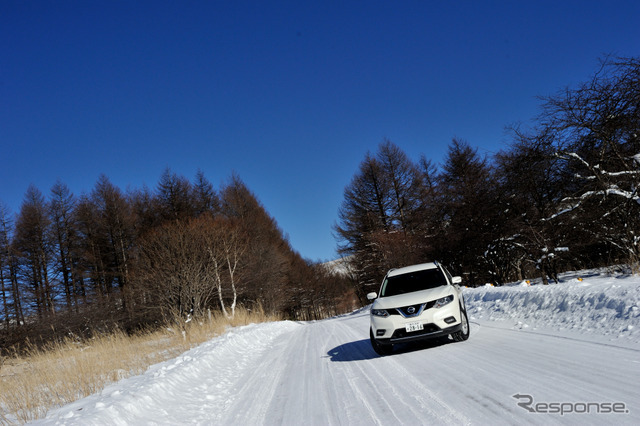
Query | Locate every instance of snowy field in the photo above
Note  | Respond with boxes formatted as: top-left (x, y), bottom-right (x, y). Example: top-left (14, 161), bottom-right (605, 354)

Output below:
top-left (36, 269), bottom-right (640, 425)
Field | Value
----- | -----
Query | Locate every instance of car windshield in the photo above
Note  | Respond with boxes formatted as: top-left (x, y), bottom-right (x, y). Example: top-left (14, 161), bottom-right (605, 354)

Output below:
top-left (380, 268), bottom-right (447, 297)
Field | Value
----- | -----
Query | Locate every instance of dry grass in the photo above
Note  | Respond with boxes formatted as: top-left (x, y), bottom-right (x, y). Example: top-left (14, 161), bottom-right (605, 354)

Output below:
top-left (0, 306), bottom-right (280, 425)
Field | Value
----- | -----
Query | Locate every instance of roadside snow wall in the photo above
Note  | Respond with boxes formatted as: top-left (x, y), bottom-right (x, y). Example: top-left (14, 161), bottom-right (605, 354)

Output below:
top-left (464, 270), bottom-right (640, 344)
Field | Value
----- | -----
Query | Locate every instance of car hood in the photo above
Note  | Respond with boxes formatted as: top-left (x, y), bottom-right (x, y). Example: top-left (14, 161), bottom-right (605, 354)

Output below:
top-left (373, 285), bottom-right (453, 309)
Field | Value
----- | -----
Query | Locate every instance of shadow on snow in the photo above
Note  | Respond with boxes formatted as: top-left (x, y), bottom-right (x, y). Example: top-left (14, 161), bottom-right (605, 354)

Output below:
top-left (327, 337), bottom-right (453, 362)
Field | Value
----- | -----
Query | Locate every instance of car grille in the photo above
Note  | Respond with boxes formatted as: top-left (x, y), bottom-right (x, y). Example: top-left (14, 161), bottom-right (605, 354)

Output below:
top-left (398, 303), bottom-right (423, 317)
top-left (388, 300), bottom-right (438, 317)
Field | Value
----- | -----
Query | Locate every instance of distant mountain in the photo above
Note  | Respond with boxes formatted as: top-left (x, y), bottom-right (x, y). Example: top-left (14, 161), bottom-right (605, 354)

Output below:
top-left (321, 255), bottom-right (354, 277)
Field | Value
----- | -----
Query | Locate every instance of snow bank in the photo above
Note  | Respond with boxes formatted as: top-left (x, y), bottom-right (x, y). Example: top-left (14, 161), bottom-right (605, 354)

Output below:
top-left (36, 321), bottom-right (301, 425)
top-left (464, 269), bottom-right (640, 345)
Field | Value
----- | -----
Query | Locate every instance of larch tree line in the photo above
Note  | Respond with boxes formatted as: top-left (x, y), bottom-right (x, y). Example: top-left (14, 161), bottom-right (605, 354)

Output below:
top-left (335, 56), bottom-right (640, 302)
top-left (0, 171), bottom-right (353, 351)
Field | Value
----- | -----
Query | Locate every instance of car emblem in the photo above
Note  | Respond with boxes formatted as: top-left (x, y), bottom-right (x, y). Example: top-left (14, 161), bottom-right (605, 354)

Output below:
top-left (407, 306), bottom-right (416, 314)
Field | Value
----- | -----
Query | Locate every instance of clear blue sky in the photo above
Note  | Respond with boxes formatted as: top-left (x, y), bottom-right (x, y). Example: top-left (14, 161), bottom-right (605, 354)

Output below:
top-left (1, 1), bottom-right (638, 261)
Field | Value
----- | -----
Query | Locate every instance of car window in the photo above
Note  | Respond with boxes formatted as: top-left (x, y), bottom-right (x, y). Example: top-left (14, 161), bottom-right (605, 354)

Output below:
top-left (380, 268), bottom-right (448, 297)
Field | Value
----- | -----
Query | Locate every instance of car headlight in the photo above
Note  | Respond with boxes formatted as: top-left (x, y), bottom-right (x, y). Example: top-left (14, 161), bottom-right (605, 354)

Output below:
top-left (371, 309), bottom-right (389, 317)
top-left (434, 295), bottom-right (454, 308)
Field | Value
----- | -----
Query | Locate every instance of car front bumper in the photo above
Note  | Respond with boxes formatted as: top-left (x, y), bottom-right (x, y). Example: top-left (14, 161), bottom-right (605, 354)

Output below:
top-left (375, 322), bottom-right (462, 345)
top-left (370, 301), bottom-right (463, 344)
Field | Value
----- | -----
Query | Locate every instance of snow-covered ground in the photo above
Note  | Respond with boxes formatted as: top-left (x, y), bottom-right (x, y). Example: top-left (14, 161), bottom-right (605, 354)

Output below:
top-left (465, 268), bottom-right (640, 348)
top-left (36, 269), bottom-right (640, 425)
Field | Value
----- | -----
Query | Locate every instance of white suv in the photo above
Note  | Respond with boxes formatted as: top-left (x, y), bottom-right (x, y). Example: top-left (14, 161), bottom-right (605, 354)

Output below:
top-left (367, 262), bottom-right (469, 355)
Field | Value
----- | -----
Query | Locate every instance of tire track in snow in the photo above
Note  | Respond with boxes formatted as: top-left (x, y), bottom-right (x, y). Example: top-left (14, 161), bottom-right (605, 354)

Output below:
top-left (322, 320), bottom-right (402, 426)
top-left (219, 324), bottom-right (301, 424)
top-left (219, 319), bottom-right (351, 425)
top-left (330, 313), bottom-right (472, 425)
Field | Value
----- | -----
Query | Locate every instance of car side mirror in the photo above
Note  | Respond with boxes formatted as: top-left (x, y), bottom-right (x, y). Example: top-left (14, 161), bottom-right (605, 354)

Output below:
top-left (451, 276), bottom-right (462, 285)
top-left (366, 292), bottom-right (378, 300)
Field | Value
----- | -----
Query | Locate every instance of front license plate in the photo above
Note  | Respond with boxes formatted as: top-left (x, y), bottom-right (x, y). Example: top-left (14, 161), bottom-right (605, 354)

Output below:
top-left (406, 322), bottom-right (423, 333)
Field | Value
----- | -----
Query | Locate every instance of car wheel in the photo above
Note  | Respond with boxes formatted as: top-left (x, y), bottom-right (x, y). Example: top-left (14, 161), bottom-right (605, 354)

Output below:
top-left (451, 308), bottom-right (470, 342)
top-left (370, 328), bottom-right (393, 355)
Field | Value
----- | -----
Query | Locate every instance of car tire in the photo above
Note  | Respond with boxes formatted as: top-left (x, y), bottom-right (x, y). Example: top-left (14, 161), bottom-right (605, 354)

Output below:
top-left (370, 328), bottom-right (393, 355)
top-left (451, 308), bottom-right (470, 342)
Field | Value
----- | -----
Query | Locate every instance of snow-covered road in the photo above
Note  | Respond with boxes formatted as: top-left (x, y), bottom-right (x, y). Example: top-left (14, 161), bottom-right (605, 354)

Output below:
top-left (38, 272), bottom-right (640, 425)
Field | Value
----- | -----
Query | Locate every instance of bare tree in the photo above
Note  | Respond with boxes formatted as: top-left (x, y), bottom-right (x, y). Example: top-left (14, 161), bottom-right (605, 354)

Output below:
top-left (335, 152), bottom-right (392, 295)
top-left (0, 203), bottom-right (12, 328)
top-left (432, 139), bottom-right (500, 285)
top-left (156, 168), bottom-right (195, 222)
top-left (493, 130), bottom-right (569, 284)
top-left (335, 141), bottom-right (428, 295)
top-left (219, 175), bottom-right (289, 313)
top-left (49, 180), bottom-right (80, 312)
top-left (75, 195), bottom-right (108, 300)
top-left (202, 217), bottom-right (248, 318)
top-left (378, 139), bottom-right (424, 233)
top-left (14, 186), bottom-right (55, 317)
top-left (537, 56), bottom-right (640, 269)
top-left (0, 204), bottom-right (24, 329)
top-left (92, 175), bottom-right (135, 310)
top-left (192, 169), bottom-right (220, 216)
top-left (135, 217), bottom-right (216, 320)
